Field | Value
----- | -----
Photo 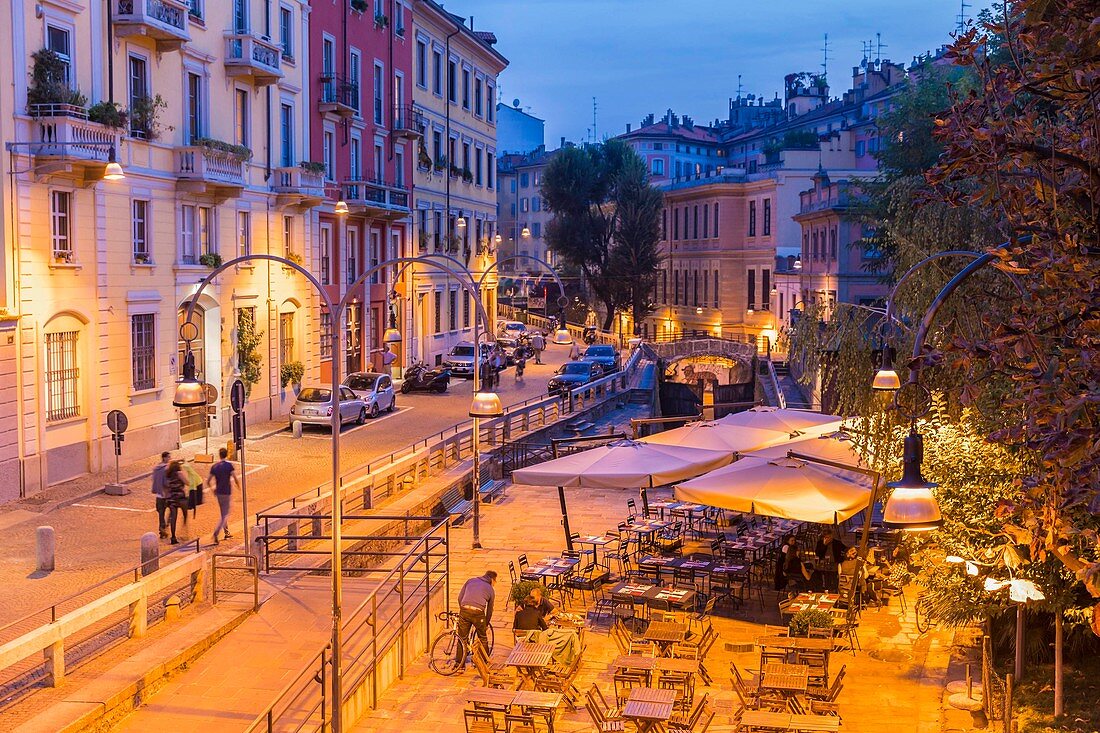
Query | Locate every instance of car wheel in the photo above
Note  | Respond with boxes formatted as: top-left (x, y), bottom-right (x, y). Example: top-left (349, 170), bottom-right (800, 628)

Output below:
top-left (369, 402), bottom-right (380, 419)
top-left (387, 395), bottom-right (396, 412)
top-left (357, 408), bottom-right (367, 425)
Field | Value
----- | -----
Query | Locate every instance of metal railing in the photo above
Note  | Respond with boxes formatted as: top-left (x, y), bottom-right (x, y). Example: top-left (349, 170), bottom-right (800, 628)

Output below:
top-left (212, 552), bottom-right (259, 609)
top-left (765, 355), bottom-right (786, 409)
top-left (245, 519), bottom-right (449, 732)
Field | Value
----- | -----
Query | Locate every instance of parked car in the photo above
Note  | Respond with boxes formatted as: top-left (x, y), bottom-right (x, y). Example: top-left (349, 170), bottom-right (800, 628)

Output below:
top-left (445, 341), bottom-right (504, 377)
top-left (497, 320), bottom-right (528, 339)
top-left (342, 372), bottom-right (396, 417)
top-left (547, 361), bottom-right (604, 395)
top-left (580, 344), bottom-right (621, 372)
top-left (290, 386), bottom-right (367, 429)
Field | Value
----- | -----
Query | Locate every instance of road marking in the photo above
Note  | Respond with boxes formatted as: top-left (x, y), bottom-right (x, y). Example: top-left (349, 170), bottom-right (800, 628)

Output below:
top-left (293, 406), bottom-right (413, 440)
top-left (72, 503), bottom-right (153, 513)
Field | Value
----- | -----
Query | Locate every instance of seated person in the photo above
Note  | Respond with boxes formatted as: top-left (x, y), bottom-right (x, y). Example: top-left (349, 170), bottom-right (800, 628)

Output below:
top-left (530, 585), bottom-right (557, 621)
top-left (784, 546), bottom-right (816, 592)
top-left (513, 595), bottom-right (548, 633)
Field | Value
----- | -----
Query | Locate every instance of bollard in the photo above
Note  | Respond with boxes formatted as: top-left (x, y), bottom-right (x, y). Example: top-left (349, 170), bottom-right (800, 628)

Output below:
top-left (292, 420), bottom-right (303, 438)
top-left (140, 532), bottom-right (160, 576)
top-left (36, 526), bottom-right (55, 573)
top-left (164, 594), bottom-right (182, 622)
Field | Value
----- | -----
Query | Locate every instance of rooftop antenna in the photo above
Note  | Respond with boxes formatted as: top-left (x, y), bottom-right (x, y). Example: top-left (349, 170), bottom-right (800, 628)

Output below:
top-left (821, 33), bottom-right (832, 84)
top-left (957, 0), bottom-right (971, 32)
top-left (860, 40), bottom-right (872, 67)
top-left (592, 97), bottom-right (598, 142)
top-left (875, 32), bottom-right (887, 64)
top-left (736, 74), bottom-right (743, 101)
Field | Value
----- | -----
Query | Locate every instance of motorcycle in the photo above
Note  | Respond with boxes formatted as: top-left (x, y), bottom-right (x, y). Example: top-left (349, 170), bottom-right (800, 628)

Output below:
top-left (582, 326), bottom-right (597, 345)
top-left (511, 335), bottom-right (535, 361)
top-left (400, 361), bottom-right (451, 394)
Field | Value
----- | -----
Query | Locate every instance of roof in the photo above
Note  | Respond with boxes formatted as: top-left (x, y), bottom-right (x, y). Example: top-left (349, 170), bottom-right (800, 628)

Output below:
top-left (418, 0), bottom-right (508, 68)
top-left (621, 121), bottom-right (720, 144)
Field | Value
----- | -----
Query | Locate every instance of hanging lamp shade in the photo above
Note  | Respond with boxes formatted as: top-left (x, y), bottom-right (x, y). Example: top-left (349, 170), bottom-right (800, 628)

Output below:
top-left (383, 327), bottom-right (402, 343)
top-left (172, 350), bottom-right (207, 408)
top-left (883, 431), bottom-right (942, 531)
top-left (469, 391), bottom-right (503, 418)
top-left (553, 328), bottom-right (572, 345)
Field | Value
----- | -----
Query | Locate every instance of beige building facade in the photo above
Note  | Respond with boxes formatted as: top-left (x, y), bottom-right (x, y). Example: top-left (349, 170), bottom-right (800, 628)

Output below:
top-left (0, 0), bottom-right (319, 498)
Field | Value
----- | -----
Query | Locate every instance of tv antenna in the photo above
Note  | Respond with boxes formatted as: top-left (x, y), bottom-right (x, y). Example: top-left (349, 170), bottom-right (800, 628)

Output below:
top-left (592, 97), bottom-right (598, 142)
top-left (821, 33), bottom-right (832, 83)
top-left (736, 74), bottom-right (743, 101)
top-left (875, 32), bottom-right (887, 63)
top-left (957, 0), bottom-right (971, 32)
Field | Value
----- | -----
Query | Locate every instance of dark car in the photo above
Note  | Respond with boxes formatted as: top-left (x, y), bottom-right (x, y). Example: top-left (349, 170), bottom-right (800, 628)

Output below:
top-left (580, 344), bottom-right (621, 372)
top-left (547, 360), bottom-right (604, 395)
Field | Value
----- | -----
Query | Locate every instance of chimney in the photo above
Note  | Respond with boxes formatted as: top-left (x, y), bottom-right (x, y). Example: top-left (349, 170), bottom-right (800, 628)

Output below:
top-left (626, 123), bottom-right (632, 133)
top-left (560, 136), bottom-right (565, 149)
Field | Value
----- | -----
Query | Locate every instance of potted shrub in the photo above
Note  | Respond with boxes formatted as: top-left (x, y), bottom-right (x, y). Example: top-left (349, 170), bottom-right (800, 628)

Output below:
top-left (350, 0), bottom-right (368, 12)
top-left (87, 101), bottom-right (127, 129)
top-left (286, 252), bottom-right (304, 265)
top-left (27, 49), bottom-right (86, 116)
top-left (788, 608), bottom-right (834, 637)
top-left (130, 94), bottom-right (169, 140)
top-left (198, 252), bottom-right (223, 268)
top-left (280, 360), bottom-right (304, 388)
top-left (374, 13), bottom-right (389, 29)
top-left (509, 580), bottom-right (546, 607)
top-left (53, 250), bottom-right (73, 264)
top-left (133, 253), bottom-right (151, 265)
top-left (299, 161), bottom-right (326, 175)
top-left (193, 137), bottom-right (253, 161)
top-left (462, 168), bottom-right (473, 183)
top-left (433, 155), bottom-right (448, 171)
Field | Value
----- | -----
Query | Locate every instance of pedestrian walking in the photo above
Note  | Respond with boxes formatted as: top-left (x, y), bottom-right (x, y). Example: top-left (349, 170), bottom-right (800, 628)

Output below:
top-left (381, 343), bottom-right (397, 377)
top-left (515, 356), bottom-right (526, 380)
top-left (455, 570), bottom-right (497, 666)
top-left (206, 448), bottom-right (240, 545)
top-left (568, 340), bottom-right (580, 361)
top-left (182, 461), bottom-right (204, 519)
top-left (531, 331), bottom-right (545, 364)
top-left (151, 451), bottom-right (170, 538)
top-left (164, 460), bottom-right (190, 544)
top-left (492, 351), bottom-right (505, 387)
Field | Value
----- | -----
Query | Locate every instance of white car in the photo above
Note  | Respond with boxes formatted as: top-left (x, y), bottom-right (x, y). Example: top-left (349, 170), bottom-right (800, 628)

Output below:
top-left (290, 386), bottom-right (367, 429)
top-left (497, 320), bottom-right (528, 338)
top-left (342, 372), bottom-right (396, 418)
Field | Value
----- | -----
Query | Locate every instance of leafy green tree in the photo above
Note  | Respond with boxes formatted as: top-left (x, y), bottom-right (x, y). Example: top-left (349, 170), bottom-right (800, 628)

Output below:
top-left (236, 308), bottom-right (264, 394)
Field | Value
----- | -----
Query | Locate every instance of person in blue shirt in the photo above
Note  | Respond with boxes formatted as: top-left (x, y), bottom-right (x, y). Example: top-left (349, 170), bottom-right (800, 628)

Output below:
top-left (206, 448), bottom-right (240, 545)
top-left (455, 570), bottom-right (496, 667)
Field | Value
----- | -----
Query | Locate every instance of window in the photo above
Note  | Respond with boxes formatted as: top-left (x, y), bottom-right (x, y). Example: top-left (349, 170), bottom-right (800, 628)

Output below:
top-left (652, 159), bottom-right (663, 176)
top-left (762, 269), bottom-right (771, 309)
top-left (279, 103), bottom-right (293, 166)
top-left (519, 172), bottom-right (529, 188)
top-left (532, 196), bottom-right (540, 212)
top-left (346, 227), bottom-right (359, 283)
top-left (416, 40), bottom-right (426, 87)
top-left (693, 270), bottom-right (699, 306)
top-left (374, 143), bottom-right (384, 182)
top-left (233, 0), bottom-right (247, 32)
top-left (187, 72), bottom-right (203, 142)
top-left (474, 78), bottom-right (483, 116)
top-left (673, 269), bottom-right (680, 304)
top-left (462, 142), bottom-right (470, 172)
top-left (46, 26), bottom-right (72, 89)
top-left (487, 85), bottom-right (494, 122)
top-left (45, 330), bottom-right (80, 421)
top-left (763, 198), bottom-right (771, 236)
top-left (487, 153), bottom-right (494, 189)
top-left (128, 55), bottom-right (148, 138)
top-left (320, 225), bottom-right (331, 285)
top-left (132, 199), bottom-right (149, 260)
top-left (345, 304), bottom-right (361, 373)
top-left (373, 63), bottom-right (384, 124)
top-left (320, 310), bottom-right (332, 359)
top-left (279, 6), bottom-right (293, 59)
top-left (395, 148), bottom-right (404, 187)
top-left (520, 198), bottom-right (529, 213)
top-left (463, 292), bottom-right (471, 328)
top-left (188, 0), bottom-right (203, 21)
top-left (673, 207), bottom-right (679, 240)
top-left (448, 290), bottom-right (457, 330)
top-left (532, 222), bottom-right (541, 238)
top-left (703, 270), bottom-right (709, 304)
top-left (181, 205), bottom-right (196, 263)
top-left (748, 200), bottom-right (756, 236)
top-left (350, 135), bottom-right (361, 179)
top-left (461, 69), bottom-right (470, 109)
top-left (234, 89), bottom-right (250, 147)
top-left (714, 202), bottom-right (719, 237)
top-left (683, 208), bottom-right (689, 239)
top-left (702, 204), bottom-right (709, 238)
top-left (131, 314), bottom-right (156, 391)
top-left (475, 149), bottom-right (483, 185)
top-left (433, 290), bottom-right (442, 332)
top-left (812, 230), bottom-right (819, 260)
top-left (393, 1), bottom-right (405, 34)
top-left (830, 227), bottom-right (838, 259)
top-left (693, 206), bottom-right (698, 239)
top-left (349, 50), bottom-right (362, 113)
top-left (661, 209), bottom-right (667, 240)
top-left (323, 130), bottom-right (335, 180)
top-left (237, 210), bottom-right (251, 257)
top-left (282, 216), bottom-right (293, 258)
top-left (747, 269), bottom-right (756, 310)
top-left (432, 50), bottom-right (442, 95)
top-left (447, 59), bottom-right (456, 102)
top-left (50, 191), bottom-right (71, 257)
top-left (714, 270), bottom-right (719, 308)
top-left (198, 206), bottom-right (214, 256)
top-left (369, 230), bottom-right (380, 284)
top-left (279, 312), bottom-right (295, 366)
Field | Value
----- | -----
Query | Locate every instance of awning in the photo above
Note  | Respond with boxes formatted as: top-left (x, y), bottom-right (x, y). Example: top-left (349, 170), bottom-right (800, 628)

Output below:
top-left (512, 439), bottom-right (734, 489)
top-left (641, 420), bottom-right (791, 454)
top-left (715, 406), bottom-right (844, 436)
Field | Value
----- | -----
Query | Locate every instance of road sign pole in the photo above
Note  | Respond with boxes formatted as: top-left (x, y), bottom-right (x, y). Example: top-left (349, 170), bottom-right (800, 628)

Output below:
top-left (104, 410), bottom-right (130, 496)
top-left (230, 380), bottom-right (249, 553)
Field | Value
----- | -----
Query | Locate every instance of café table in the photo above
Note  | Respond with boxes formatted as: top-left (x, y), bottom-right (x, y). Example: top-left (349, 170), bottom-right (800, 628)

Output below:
top-left (520, 556), bottom-right (580, 581)
top-left (739, 710), bottom-right (841, 732)
top-left (505, 642), bottom-right (555, 690)
top-left (611, 655), bottom-right (700, 683)
top-left (643, 620), bottom-right (688, 656)
top-left (780, 593), bottom-right (841, 616)
top-left (512, 690), bottom-right (564, 733)
top-left (760, 662), bottom-right (810, 695)
top-left (608, 581), bottom-right (696, 611)
top-left (573, 533), bottom-right (617, 567)
top-left (623, 686), bottom-right (677, 733)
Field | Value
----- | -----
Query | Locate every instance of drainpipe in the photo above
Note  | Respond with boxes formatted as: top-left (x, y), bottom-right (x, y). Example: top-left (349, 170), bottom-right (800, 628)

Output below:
top-left (264, 2), bottom-right (273, 181)
top-left (106, 0), bottom-right (114, 104)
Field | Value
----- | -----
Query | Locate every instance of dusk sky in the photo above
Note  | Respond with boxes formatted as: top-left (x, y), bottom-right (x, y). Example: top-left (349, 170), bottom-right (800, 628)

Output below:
top-left (448, 0), bottom-right (994, 145)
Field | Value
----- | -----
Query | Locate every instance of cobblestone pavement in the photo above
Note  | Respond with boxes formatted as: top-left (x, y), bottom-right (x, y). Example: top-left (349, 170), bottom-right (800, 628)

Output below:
top-left (0, 347), bottom-right (572, 625)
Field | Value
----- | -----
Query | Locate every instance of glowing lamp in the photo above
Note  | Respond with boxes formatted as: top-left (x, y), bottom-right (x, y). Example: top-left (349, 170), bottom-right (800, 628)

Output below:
top-left (883, 431), bottom-right (942, 531)
top-left (469, 391), bottom-right (503, 418)
top-left (172, 350), bottom-right (207, 408)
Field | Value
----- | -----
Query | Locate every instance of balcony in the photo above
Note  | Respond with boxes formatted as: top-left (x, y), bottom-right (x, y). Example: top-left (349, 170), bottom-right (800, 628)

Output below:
top-left (175, 145), bottom-right (246, 200)
top-left (392, 106), bottom-right (424, 139)
top-left (318, 74), bottom-right (359, 118)
top-left (223, 31), bottom-right (283, 87)
top-left (272, 166), bottom-right (325, 209)
top-left (113, 0), bottom-right (191, 52)
top-left (28, 108), bottom-right (121, 185)
top-left (342, 177), bottom-right (410, 219)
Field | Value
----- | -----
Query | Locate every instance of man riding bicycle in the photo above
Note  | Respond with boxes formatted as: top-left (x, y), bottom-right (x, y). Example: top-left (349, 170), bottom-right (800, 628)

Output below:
top-left (455, 570), bottom-right (496, 667)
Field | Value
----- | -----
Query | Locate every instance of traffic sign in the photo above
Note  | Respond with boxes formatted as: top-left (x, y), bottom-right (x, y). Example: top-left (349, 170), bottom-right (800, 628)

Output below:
top-left (106, 409), bottom-right (128, 435)
top-left (230, 379), bottom-right (246, 413)
top-left (529, 297), bottom-right (546, 310)
top-left (203, 383), bottom-right (219, 404)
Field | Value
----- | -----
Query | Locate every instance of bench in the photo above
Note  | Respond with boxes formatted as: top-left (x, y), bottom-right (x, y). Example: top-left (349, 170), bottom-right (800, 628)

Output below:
top-left (479, 479), bottom-right (508, 504)
top-left (440, 486), bottom-right (472, 525)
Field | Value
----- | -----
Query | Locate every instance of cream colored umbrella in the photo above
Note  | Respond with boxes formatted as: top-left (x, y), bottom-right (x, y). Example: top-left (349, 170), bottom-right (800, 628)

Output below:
top-left (642, 420), bottom-right (791, 453)
top-left (675, 455), bottom-right (874, 524)
top-left (715, 406), bottom-right (844, 435)
top-left (740, 430), bottom-right (868, 468)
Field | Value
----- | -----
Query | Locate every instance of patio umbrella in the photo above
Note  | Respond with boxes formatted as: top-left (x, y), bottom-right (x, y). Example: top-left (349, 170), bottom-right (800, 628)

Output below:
top-left (511, 439), bottom-right (734, 549)
top-left (715, 406), bottom-right (844, 435)
top-left (641, 420), bottom-right (792, 454)
top-left (740, 430), bottom-right (868, 468)
top-left (674, 455), bottom-right (874, 525)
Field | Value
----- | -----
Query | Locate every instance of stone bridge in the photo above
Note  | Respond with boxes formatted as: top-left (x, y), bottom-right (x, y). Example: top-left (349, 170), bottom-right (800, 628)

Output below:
top-left (644, 338), bottom-right (757, 386)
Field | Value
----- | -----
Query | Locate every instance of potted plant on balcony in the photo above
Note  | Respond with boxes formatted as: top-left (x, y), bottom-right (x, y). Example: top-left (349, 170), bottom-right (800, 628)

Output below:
top-left (53, 250), bottom-right (73, 264)
top-left (286, 252), bottom-right (304, 265)
top-left (349, 0), bottom-right (368, 13)
top-left (280, 360), bottom-right (304, 389)
top-left (87, 101), bottom-right (127, 129)
top-left (450, 164), bottom-right (462, 178)
top-left (133, 253), bottom-right (151, 265)
top-left (373, 13), bottom-right (389, 29)
top-left (299, 161), bottom-right (327, 175)
top-left (433, 155), bottom-right (447, 172)
top-left (26, 49), bottom-right (87, 117)
top-left (462, 167), bottom-right (473, 183)
top-left (194, 137), bottom-right (253, 161)
top-left (198, 252), bottom-right (223, 268)
top-left (130, 94), bottom-right (169, 141)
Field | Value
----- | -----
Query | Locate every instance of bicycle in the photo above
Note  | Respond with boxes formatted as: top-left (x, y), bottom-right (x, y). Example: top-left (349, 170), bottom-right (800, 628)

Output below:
top-left (913, 592), bottom-right (936, 634)
top-left (427, 610), bottom-right (495, 676)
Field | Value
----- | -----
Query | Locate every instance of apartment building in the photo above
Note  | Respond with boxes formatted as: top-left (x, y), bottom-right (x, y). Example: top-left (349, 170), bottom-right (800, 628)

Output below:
top-left (409, 0), bottom-right (507, 366)
top-left (309, 0), bottom-right (416, 380)
top-left (0, 0), bottom-right (316, 498)
top-left (496, 147), bottom-right (556, 276)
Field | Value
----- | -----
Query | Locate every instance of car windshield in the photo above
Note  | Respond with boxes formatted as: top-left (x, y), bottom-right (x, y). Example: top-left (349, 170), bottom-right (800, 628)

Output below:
top-left (450, 345), bottom-right (474, 357)
top-left (562, 363), bottom-right (591, 375)
top-left (298, 388), bottom-right (331, 402)
top-left (586, 346), bottom-right (614, 356)
top-left (344, 375), bottom-right (379, 391)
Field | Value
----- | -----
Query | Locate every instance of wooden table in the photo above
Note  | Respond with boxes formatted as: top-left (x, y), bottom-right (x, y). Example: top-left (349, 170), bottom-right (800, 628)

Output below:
top-left (466, 686), bottom-right (518, 710)
top-left (505, 642), bottom-right (555, 690)
top-left (643, 620), bottom-right (688, 656)
top-left (739, 710), bottom-right (841, 732)
top-left (608, 582), bottom-right (696, 610)
top-left (464, 689), bottom-right (563, 732)
top-left (761, 662), bottom-right (810, 694)
top-left (780, 593), bottom-right (841, 615)
top-left (623, 686), bottom-right (677, 733)
top-left (756, 636), bottom-right (833, 652)
top-left (611, 655), bottom-right (700, 677)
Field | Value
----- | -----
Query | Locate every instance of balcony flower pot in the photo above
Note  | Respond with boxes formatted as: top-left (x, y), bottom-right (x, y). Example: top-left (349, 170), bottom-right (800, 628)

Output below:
top-left (130, 94), bottom-right (169, 141)
top-left (87, 101), bottom-right (128, 129)
top-left (374, 13), bottom-right (389, 29)
top-left (193, 137), bottom-right (253, 161)
top-left (27, 49), bottom-right (87, 115)
top-left (199, 252), bottom-right (223, 268)
top-left (133, 254), bottom-right (150, 265)
top-left (299, 161), bottom-right (326, 175)
top-left (350, 0), bottom-right (368, 13)
top-left (286, 252), bottom-right (304, 265)
top-left (53, 251), bottom-right (73, 264)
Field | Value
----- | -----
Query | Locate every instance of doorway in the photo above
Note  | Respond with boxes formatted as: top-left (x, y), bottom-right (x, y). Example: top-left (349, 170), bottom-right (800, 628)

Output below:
top-left (177, 303), bottom-right (208, 442)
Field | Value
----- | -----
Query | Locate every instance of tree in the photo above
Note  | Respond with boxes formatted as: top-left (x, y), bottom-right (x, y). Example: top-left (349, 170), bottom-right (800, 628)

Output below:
top-left (541, 140), bottom-right (663, 330)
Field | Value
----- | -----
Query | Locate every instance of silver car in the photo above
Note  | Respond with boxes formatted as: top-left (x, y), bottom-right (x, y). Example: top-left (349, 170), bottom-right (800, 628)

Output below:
top-left (342, 372), bottom-right (396, 418)
top-left (289, 386), bottom-right (367, 429)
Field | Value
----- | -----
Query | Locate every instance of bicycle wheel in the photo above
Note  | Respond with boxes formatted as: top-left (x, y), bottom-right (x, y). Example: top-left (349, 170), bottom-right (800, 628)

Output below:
top-left (486, 624), bottom-right (495, 655)
top-left (915, 598), bottom-right (932, 634)
top-left (427, 631), bottom-right (465, 676)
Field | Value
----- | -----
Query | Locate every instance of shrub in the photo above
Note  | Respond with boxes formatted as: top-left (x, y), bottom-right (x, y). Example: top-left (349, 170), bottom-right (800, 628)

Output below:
top-left (193, 137), bottom-right (253, 161)
top-left (280, 361), bottom-right (304, 388)
top-left (299, 161), bottom-right (326, 174)
top-left (198, 252), bottom-right (223, 268)
top-left (509, 580), bottom-right (546, 607)
top-left (131, 94), bottom-right (170, 140)
top-left (237, 308), bottom-right (264, 393)
top-left (27, 49), bottom-right (86, 111)
top-left (788, 608), bottom-right (834, 636)
top-left (87, 101), bottom-right (127, 128)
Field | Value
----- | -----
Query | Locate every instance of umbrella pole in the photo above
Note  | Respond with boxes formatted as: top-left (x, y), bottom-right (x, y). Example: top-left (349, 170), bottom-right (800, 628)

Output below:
top-left (558, 486), bottom-right (574, 552)
top-left (848, 476), bottom-right (881, 612)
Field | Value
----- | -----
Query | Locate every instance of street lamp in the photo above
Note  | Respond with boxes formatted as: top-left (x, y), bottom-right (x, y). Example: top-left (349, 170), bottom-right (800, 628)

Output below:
top-left (871, 346), bottom-right (901, 391)
top-left (521, 225), bottom-right (531, 239)
top-left (334, 199), bottom-right (349, 216)
top-left (882, 429), bottom-right (942, 530)
top-left (172, 350), bottom-right (206, 408)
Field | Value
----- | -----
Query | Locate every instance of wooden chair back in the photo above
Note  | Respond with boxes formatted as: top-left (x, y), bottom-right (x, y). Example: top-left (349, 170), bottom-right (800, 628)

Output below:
top-left (463, 709), bottom-right (496, 733)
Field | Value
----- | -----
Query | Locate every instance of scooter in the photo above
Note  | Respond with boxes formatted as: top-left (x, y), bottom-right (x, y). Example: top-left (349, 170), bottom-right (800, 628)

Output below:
top-left (400, 361), bottom-right (451, 393)
top-left (582, 326), bottom-right (597, 345)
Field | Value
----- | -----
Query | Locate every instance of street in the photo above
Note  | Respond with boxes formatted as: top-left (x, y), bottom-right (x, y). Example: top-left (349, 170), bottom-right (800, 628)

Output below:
top-left (0, 344), bottom-right (577, 625)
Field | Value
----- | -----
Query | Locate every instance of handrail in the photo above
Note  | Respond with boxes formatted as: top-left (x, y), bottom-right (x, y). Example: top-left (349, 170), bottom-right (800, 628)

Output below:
top-left (766, 355), bottom-right (786, 409)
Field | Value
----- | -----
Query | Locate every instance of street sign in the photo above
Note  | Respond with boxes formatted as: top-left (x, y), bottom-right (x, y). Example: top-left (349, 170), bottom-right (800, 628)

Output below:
top-left (106, 409), bottom-right (128, 435)
top-left (230, 379), bottom-right (246, 413)
top-left (232, 411), bottom-right (247, 448)
top-left (206, 405), bottom-right (218, 415)
top-left (203, 383), bottom-right (219, 404)
top-left (529, 297), bottom-right (546, 310)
